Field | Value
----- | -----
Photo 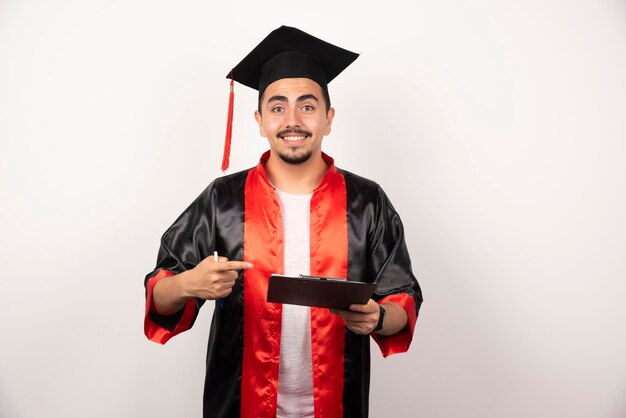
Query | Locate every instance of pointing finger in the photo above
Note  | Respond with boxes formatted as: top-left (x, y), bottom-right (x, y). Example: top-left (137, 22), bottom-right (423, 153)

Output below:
top-left (212, 260), bottom-right (254, 271)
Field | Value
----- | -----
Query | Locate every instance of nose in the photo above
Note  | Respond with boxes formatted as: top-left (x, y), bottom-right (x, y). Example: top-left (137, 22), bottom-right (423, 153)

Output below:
top-left (284, 106), bottom-right (302, 128)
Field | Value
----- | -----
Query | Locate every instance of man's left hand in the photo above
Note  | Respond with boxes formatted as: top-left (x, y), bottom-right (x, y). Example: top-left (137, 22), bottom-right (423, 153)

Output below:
top-left (330, 299), bottom-right (380, 335)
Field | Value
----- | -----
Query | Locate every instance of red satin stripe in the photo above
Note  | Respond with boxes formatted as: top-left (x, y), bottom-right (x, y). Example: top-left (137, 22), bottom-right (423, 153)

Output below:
top-left (371, 293), bottom-right (418, 357)
top-left (144, 269), bottom-right (197, 344)
top-left (310, 157), bottom-right (348, 418)
top-left (241, 161), bottom-right (284, 417)
top-left (240, 152), bottom-right (349, 417)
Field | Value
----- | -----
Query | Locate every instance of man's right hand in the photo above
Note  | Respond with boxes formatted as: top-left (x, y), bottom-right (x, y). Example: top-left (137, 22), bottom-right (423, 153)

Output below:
top-left (152, 255), bottom-right (253, 315)
top-left (182, 256), bottom-right (254, 300)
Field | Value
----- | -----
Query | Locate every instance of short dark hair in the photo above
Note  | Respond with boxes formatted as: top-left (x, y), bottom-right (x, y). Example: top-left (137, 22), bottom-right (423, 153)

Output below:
top-left (258, 88), bottom-right (331, 114)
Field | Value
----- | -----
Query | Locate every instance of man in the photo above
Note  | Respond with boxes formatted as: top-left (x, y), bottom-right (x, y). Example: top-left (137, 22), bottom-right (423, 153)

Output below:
top-left (144, 26), bottom-right (422, 418)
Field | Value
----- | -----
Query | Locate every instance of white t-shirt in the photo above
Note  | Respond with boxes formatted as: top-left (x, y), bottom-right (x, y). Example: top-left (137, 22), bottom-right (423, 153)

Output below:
top-left (275, 188), bottom-right (315, 418)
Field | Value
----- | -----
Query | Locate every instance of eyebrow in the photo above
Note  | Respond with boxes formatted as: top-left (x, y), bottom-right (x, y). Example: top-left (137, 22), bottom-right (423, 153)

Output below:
top-left (296, 94), bottom-right (319, 103)
top-left (267, 95), bottom-right (288, 104)
top-left (266, 94), bottom-right (320, 105)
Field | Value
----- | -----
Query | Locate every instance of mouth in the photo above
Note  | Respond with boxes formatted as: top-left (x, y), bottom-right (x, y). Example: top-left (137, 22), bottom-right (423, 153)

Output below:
top-left (278, 129), bottom-right (311, 144)
top-left (281, 135), bottom-right (307, 142)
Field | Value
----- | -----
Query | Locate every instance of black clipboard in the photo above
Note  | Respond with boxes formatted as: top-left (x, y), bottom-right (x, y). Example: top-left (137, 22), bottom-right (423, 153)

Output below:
top-left (266, 274), bottom-right (377, 309)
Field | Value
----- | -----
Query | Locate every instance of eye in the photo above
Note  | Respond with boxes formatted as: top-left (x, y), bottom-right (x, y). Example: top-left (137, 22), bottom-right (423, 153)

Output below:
top-left (271, 106), bottom-right (284, 113)
top-left (302, 104), bottom-right (315, 112)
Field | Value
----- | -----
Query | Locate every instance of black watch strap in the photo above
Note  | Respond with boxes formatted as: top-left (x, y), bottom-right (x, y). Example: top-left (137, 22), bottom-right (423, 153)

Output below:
top-left (373, 305), bottom-right (386, 333)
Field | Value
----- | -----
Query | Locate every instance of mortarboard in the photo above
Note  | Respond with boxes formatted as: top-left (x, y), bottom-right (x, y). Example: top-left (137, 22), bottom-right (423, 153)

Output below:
top-left (220, 26), bottom-right (359, 171)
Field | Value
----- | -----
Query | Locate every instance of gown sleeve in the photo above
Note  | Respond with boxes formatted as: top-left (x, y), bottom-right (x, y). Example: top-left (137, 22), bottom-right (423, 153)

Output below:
top-left (368, 185), bottom-right (423, 357)
top-left (143, 183), bottom-right (217, 344)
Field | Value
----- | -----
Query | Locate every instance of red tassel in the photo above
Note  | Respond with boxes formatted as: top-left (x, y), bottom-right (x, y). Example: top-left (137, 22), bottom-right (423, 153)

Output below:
top-left (221, 78), bottom-right (234, 172)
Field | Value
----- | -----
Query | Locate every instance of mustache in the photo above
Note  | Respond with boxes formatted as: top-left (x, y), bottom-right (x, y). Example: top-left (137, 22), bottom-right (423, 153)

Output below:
top-left (277, 128), bottom-right (312, 137)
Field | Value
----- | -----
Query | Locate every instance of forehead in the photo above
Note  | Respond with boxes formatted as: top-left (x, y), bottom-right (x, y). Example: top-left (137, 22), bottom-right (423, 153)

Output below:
top-left (262, 78), bottom-right (324, 100)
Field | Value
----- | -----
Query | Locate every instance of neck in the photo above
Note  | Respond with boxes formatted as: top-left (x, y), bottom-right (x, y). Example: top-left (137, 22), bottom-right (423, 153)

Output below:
top-left (265, 151), bottom-right (329, 194)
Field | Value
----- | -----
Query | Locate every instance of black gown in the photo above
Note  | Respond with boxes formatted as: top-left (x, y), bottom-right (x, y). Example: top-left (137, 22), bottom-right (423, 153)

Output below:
top-left (144, 152), bottom-right (423, 418)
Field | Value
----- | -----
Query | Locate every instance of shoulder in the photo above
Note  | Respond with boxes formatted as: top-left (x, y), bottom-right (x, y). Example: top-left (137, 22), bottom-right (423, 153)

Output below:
top-left (337, 167), bottom-right (380, 190)
top-left (337, 167), bottom-right (386, 201)
top-left (182, 167), bottom-right (252, 211)
top-left (336, 167), bottom-right (401, 222)
top-left (209, 167), bottom-right (250, 194)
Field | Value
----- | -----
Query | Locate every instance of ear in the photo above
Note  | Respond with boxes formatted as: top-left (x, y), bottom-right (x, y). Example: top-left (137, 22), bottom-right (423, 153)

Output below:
top-left (254, 110), bottom-right (266, 137)
top-left (324, 107), bottom-right (335, 136)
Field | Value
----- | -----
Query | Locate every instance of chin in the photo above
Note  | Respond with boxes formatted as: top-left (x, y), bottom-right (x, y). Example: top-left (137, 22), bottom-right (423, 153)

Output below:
top-left (278, 149), bottom-right (312, 165)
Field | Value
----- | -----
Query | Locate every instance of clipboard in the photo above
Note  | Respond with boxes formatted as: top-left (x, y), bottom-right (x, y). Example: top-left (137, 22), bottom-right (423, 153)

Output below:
top-left (266, 274), bottom-right (377, 309)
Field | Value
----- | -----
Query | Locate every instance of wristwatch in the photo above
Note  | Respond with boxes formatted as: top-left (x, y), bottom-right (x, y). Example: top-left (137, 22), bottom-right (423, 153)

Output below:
top-left (373, 305), bottom-right (386, 333)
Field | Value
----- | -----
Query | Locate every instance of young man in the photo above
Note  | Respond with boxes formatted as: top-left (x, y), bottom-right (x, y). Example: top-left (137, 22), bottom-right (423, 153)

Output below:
top-left (144, 26), bottom-right (422, 418)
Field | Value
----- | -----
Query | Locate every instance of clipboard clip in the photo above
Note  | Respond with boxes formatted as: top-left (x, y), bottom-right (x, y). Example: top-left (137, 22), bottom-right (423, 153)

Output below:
top-left (299, 274), bottom-right (347, 281)
top-left (299, 274), bottom-right (326, 281)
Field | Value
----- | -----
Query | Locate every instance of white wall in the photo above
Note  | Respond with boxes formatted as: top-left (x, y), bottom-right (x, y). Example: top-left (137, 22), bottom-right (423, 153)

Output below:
top-left (1, 1), bottom-right (625, 417)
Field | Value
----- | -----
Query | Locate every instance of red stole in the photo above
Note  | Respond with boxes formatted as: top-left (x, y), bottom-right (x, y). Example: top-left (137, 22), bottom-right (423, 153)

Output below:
top-left (241, 152), bottom-right (348, 418)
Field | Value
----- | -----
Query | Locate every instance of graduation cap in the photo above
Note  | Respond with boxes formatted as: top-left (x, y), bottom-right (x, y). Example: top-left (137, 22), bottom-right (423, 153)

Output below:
top-left (220, 25), bottom-right (359, 171)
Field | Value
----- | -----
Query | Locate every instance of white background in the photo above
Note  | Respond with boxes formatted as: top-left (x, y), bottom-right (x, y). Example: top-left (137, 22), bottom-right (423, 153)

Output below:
top-left (1, 1), bottom-right (625, 417)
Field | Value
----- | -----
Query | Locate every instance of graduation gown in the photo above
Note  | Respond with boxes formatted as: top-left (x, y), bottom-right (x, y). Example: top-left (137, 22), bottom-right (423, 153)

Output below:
top-left (144, 151), bottom-right (422, 418)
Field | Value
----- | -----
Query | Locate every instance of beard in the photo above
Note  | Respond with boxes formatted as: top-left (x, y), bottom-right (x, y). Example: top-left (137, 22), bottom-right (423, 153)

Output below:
top-left (276, 128), bottom-right (313, 164)
top-left (278, 148), bottom-right (313, 165)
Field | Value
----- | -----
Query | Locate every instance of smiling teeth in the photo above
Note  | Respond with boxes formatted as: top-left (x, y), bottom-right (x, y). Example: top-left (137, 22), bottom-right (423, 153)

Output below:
top-left (283, 136), bottom-right (305, 141)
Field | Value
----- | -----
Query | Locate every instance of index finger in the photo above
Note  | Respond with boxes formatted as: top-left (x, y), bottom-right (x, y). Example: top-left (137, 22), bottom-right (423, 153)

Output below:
top-left (213, 260), bottom-right (254, 271)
